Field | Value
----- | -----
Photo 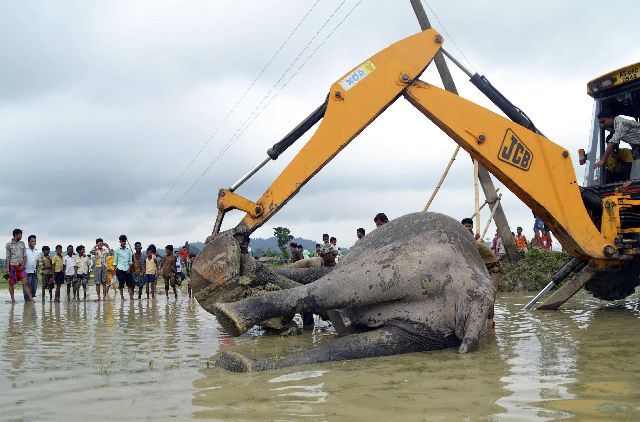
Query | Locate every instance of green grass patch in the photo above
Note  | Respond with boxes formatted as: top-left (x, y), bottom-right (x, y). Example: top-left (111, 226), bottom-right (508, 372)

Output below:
top-left (497, 249), bottom-right (571, 292)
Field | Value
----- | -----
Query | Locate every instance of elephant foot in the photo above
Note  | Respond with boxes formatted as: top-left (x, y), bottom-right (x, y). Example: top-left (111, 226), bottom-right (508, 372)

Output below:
top-left (212, 303), bottom-right (249, 337)
top-left (218, 351), bottom-right (257, 372)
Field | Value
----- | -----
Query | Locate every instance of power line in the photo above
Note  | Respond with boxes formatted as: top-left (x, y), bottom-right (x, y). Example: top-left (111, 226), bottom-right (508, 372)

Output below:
top-left (136, 0), bottom-right (322, 233)
top-left (146, 0), bottom-right (362, 234)
top-left (421, 0), bottom-right (476, 73)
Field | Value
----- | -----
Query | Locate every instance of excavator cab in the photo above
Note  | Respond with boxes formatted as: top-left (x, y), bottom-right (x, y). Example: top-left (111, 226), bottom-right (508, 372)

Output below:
top-left (583, 63), bottom-right (640, 186)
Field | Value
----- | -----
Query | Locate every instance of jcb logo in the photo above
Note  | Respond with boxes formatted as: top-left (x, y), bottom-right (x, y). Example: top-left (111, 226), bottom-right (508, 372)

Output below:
top-left (499, 129), bottom-right (532, 171)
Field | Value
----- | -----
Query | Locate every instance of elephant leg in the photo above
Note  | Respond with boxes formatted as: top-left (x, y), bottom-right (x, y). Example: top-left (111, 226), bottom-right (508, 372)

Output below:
top-left (457, 294), bottom-right (494, 354)
top-left (212, 271), bottom-right (413, 336)
top-left (217, 323), bottom-right (459, 372)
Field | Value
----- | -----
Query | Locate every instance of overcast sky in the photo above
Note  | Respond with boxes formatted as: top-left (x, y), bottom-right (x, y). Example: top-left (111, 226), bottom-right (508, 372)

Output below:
top-left (2, 0), bottom-right (639, 256)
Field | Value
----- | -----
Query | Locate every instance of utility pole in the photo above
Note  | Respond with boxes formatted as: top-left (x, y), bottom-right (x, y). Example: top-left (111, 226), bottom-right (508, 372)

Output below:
top-left (409, 0), bottom-right (519, 260)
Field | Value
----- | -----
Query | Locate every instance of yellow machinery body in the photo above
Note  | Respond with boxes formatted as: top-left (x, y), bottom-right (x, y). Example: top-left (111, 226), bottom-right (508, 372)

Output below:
top-left (212, 29), bottom-right (640, 273)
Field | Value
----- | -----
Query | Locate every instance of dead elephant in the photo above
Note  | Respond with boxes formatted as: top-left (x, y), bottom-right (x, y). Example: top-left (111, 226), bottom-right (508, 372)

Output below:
top-left (208, 212), bottom-right (495, 371)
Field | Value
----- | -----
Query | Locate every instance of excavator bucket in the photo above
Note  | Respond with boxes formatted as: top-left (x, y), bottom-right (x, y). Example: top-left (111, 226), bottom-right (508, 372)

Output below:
top-left (190, 233), bottom-right (243, 312)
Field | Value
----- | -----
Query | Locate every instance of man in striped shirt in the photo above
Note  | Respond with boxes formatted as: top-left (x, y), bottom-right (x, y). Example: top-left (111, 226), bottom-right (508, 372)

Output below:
top-left (593, 108), bottom-right (640, 179)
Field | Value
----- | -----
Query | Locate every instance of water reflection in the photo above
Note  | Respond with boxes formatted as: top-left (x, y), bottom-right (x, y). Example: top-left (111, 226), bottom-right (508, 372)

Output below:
top-left (1, 289), bottom-right (640, 420)
top-left (193, 322), bottom-right (508, 421)
top-left (542, 305), bottom-right (640, 420)
top-left (0, 291), bottom-right (220, 421)
top-left (494, 298), bottom-right (578, 420)
top-left (193, 292), bottom-right (640, 421)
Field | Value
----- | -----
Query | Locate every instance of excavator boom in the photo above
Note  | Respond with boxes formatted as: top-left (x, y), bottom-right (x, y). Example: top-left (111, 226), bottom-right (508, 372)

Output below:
top-left (205, 29), bottom-right (625, 281)
top-left (215, 29), bottom-right (443, 238)
top-left (404, 81), bottom-right (610, 259)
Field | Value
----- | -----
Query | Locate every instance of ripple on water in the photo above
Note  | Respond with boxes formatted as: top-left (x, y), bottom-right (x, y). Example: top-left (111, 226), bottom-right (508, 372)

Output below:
top-left (2, 289), bottom-right (640, 420)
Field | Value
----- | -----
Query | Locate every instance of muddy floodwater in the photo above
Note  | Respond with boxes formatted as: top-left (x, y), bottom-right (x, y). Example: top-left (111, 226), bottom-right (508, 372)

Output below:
top-left (1, 288), bottom-right (640, 421)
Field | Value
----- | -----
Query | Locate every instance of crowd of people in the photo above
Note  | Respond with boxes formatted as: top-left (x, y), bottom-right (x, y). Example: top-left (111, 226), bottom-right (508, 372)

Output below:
top-left (285, 212), bottom-right (388, 269)
top-left (487, 215), bottom-right (554, 258)
top-left (5, 211), bottom-right (556, 304)
top-left (4, 229), bottom-right (195, 304)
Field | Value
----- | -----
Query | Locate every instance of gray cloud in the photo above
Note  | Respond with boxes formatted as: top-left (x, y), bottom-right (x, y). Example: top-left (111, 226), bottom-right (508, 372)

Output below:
top-left (2, 0), bottom-right (638, 256)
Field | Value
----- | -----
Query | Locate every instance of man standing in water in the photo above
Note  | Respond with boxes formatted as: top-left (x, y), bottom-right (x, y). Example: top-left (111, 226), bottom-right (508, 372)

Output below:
top-left (114, 235), bottom-right (133, 301)
top-left (24, 235), bottom-right (40, 302)
top-left (5, 229), bottom-right (33, 303)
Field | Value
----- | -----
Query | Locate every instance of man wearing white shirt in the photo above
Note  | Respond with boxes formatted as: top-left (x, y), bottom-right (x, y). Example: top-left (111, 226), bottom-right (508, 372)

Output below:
top-left (593, 109), bottom-right (640, 179)
top-left (24, 235), bottom-right (41, 302)
top-left (63, 245), bottom-right (77, 301)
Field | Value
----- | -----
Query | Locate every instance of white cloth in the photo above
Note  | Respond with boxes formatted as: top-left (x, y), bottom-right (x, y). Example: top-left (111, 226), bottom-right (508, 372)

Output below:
top-left (609, 117), bottom-right (640, 146)
top-left (24, 247), bottom-right (41, 274)
top-left (176, 256), bottom-right (182, 273)
top-left (496, 238), bottom-right (506, 256)
top-left (63, 255), bottom-right (77, 276)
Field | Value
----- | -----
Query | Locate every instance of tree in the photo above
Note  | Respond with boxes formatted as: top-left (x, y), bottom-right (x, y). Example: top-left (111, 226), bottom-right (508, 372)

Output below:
top-left (263, 248), bottom-right (280, 258)
top-left (273, 227), bottom-right (293, 258)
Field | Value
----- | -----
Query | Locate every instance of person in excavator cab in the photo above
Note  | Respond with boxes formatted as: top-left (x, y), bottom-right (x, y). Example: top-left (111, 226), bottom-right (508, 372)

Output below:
top-left (603, 142), bottom-right (633, 183)
top-left (593, 108), bottom-right (640, 180)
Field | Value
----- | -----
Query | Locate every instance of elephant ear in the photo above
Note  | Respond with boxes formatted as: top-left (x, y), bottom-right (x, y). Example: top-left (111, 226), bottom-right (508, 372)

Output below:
top-left (457, 297), bottom-right (493, 354)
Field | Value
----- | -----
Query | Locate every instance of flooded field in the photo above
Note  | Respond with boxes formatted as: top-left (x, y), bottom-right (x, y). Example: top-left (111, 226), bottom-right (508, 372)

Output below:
top-left (1, 288), bottom-right (639, 421)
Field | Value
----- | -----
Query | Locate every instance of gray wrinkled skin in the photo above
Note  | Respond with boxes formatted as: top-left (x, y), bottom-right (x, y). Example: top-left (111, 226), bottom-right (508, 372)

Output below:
top-left (212, 212), bottom-right (495, 372)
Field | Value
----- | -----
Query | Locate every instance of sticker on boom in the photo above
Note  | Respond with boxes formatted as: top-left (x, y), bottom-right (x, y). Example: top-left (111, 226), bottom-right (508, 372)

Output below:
top-left (498, 129), bottom-right (532, 171)
top-left (339, 60), bottom-right (376, 91)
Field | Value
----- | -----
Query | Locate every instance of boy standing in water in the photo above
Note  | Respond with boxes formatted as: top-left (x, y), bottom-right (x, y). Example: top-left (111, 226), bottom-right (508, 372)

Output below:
top-left (38, 246), bottom-right (55, 302)
top-left (175, 251), bottom-right (185, 286)
top-left (161, 245), bottom-right (178, 299)
top-left (92, 238), bottom-right (109, 301)
top-left (52, 245), bottom-right (64, 302)
top-left (105, 249), bottom-right (115, 298)
top-left (131, 242), bottom-right (145, 300)
top-left (186, 253), bottom-right (195, 299)
top-left (144, 245), bottom-right (158, 299)
top-left (63, 245), bottom-right (76, 301)
top-left (74, 245), bottom-right (90, 301)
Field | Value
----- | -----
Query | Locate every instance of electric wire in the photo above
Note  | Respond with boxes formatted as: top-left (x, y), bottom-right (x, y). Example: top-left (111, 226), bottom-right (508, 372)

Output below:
top-left (136, 0), bottom-right (322, 233)
top-left (421, 0), bottom-right (476, 73)
top-left (145, 0), bottom-right (362, 234)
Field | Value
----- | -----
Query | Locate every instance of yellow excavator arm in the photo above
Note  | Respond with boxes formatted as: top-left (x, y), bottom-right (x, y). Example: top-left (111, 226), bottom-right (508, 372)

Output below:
top-left (212, 29), bottom-right (619, 265)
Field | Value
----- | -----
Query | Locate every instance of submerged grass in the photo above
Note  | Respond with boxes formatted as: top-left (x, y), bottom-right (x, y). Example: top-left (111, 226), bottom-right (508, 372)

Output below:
top-left (497, 249), bottom-right (571, 292)
top-left (98, 360), bottom-right (114, 376)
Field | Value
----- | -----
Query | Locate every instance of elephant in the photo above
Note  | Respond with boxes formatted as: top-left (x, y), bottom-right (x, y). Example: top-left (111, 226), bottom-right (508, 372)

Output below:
top-left (202, 212), bottom-right (496, 372)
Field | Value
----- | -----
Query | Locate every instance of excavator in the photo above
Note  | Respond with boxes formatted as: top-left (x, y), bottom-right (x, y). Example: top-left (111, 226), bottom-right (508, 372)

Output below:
top-left (192, 29), bottom-right (640, 311)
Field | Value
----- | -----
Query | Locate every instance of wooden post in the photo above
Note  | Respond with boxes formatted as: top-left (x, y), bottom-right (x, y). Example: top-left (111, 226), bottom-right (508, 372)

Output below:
top-left (409, 0), bottom-right (520, 260)
top-left (477, 169), bottom-right (519, 259)
top-left (481, 194), bottom-right (502, 240)
top-left (470, 188), bottom-right (500, 218)
top-left (473, 159), bottom-right (480, 237)
top-left (423, 146), bottom-right (459, 212)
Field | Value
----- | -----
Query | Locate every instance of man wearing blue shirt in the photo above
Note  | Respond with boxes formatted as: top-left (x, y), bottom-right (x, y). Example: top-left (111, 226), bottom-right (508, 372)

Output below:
top-left (113, 234), bottom-right (133, 301)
